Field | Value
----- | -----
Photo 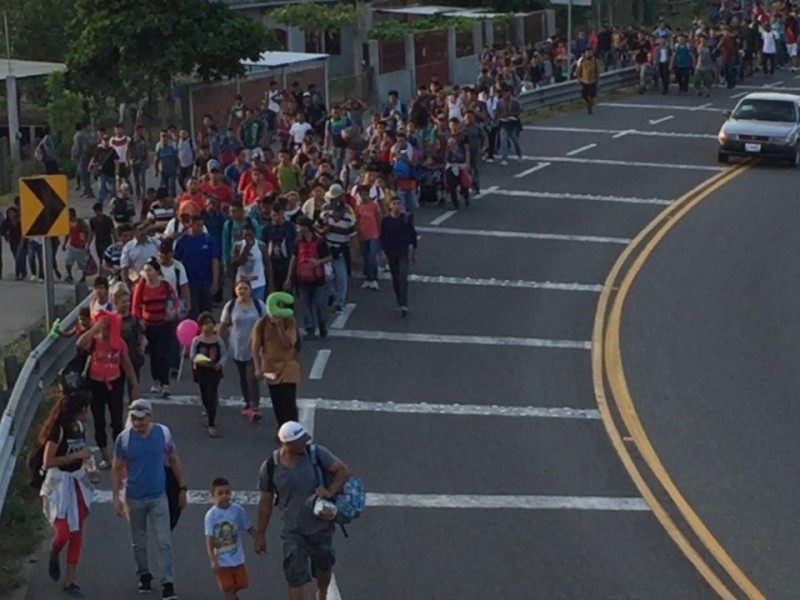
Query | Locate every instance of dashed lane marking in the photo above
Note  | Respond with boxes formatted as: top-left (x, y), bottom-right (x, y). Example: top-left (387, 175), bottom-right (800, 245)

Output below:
top-left (330, 303), bottom-right (356, 329)
top-left (143, 396), bottom-right (601, 418)
top-left (648, 115), bottom-right (674, 125)
top-left (91, 490), bottom-right (649, 511)
top-left (514, 162), bottom-right (551, 178)
top-left (519, 155), bottom-right (723, 171)
top-left (328, 329), bottom-right (591, 349)
top-left (565, 143), bottom-right (597, 156)
top-left (601, 102), bottom-right (723, 113)
top-left (309, 349), bottom-right (332, 380)
top-left (489, 188), bottom-right (671, 206)
top-left (358, 271), bottom-right (603, 291)
top-left (415, 225), bottom-right (630, 245)
top-left (429, 210), bottom-right (457, 226)
top-left (524, 125), bottom-right (716, 140)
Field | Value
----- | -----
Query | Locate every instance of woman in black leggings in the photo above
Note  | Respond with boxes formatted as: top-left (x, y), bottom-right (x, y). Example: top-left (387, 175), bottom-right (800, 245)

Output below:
top-left (76, 311), bottom-right (140, 468)
top-left (190, 312), bottom-right (228, 438)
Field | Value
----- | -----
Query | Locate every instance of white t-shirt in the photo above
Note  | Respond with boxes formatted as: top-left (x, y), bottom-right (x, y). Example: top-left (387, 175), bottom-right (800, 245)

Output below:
top-left (159, 259), bottom-right (186, 299)
top-left (233, 240), bottom-right (266, 290)
top-left (762, 30), bottom-right (778, 54)
top-left (289, 121), bottom-right (314, 144)
top-left (204, 503), bottom-right (251, 568)
top-left (447, 96), bottom-right (464, 122)
top-left (163, 218), bottom-right (208, 239)
top-left (110, 135), bottom-right (131, 163)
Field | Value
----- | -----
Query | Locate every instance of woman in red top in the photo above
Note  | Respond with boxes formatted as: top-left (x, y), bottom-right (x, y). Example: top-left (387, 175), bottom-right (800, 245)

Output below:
top-left (131, 257), bottom-right (179, 397)
top-left (77, 311), bottom-right (139, 469)
top-left (242, 169), bottom-right (274, 208)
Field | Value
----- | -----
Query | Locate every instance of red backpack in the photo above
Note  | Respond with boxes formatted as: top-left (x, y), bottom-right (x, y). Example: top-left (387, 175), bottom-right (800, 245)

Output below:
top-left (296, 236), bottom-right (324, 283)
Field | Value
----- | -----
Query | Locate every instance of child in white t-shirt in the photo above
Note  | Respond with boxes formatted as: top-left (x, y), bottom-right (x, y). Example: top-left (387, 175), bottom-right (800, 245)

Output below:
top-left (204, 477), bottom-right (257, 599)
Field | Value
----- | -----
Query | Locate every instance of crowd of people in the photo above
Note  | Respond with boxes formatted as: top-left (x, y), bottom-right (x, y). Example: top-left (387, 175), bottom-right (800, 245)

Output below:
top-left (24, 53), bottom-right (534, 599)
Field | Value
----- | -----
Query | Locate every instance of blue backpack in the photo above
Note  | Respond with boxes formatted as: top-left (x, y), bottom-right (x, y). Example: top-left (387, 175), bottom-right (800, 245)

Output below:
top-left (308, 444), bottom-right (365, 526)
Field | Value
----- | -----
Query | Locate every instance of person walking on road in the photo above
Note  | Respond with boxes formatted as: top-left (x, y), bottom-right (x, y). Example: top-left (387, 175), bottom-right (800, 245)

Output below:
top-left (285, 216), bottom-right (331, 339)
top-left (576, 47), bottom-right (602, 114)
top-left (256, 421), bottom-right (351, 600)
top-left (380, 198), bottom-right (418, 317)
top-left (37, 390), bottom-right (95, 598)
top-left (190, 312), bottom-right (228, 438)
top-left (174, 215), bottom-right (221, 319)
top-left (251, 299), bottom-right (301, 427)
top-left (220, 280), bottom-right (266, 423)
top-left (111, 399), bottom-right (187, 600)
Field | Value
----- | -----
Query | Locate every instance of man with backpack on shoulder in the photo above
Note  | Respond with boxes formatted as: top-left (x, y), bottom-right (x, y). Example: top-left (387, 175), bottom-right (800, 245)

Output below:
top-left (256, 421), bottom-right (351, 600)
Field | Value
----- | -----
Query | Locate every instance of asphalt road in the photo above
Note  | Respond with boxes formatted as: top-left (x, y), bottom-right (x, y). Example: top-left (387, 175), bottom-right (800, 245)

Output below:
top-left (24, 75), bottom-right (794, 600)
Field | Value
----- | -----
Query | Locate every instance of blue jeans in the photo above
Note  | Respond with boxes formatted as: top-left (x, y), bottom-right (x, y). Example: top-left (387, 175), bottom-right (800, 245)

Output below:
top-left (127, 494), bottom-right (174, 584)
top-left (79, 155), bottom-right (93, 197)
top-left (297, 282), bottom-right (328, 334)
top-left (251, 285), bottom-right (266, 302)
top-left (360, 239), bottom-right (379, 282)
top-left (160, 171), bottom-right (177, 197)
top-left (27, 240), bottom-right (43, 278)
top-left (98, 173), bottom-right (114, 206)
top-left (327, 254), bottom-right (348, 308)
top-left (395, 188), bottom-right (419, 214)
top-left (11, 241), bottom-right (25, 278)
top-left (133, 161), bottom-right (148, 199)
top-left (499, 125), bottom-right (521, 162)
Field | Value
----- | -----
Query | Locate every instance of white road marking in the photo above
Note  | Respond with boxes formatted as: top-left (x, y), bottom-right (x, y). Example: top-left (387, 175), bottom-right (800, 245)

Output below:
top-left (524, 125), bottom-right (716, 140)
top-left (648, 115), bottom-right (674, 125)
top-left (143, 396), bottom-right (601, 418)
top-left (404, 273), bottom-right (602, 292)
top-left (565, 143), bottom-right (597, 156)
top-left (490, 188), bottom-right (671, 206)
top-left (329, 329), bottom-right (591, 350)
top-left (429, 210), bottom-right (457, 226)
top-left (601, 102), bottom-right (723, 112)
top-left (513, 162), bottom-right (551, 178)
top-left (519, 154), bottom-right (722, 171)
top-left (729, 91), bottom-right (749, 99)
top-left (471, 184), bottom-right (498, 199)
top-left (329, 575), bottom-right (343, 600)
top-left (91, 490), bottom-right (648, 511)
top-left (309, 349), bottom-right (332, 380)
top-left (330, 303), bottom-right (356, 329)
top-left (415, 225), bottom-right (630, 245)
top-left (763, 80), bottom-right (785, 88)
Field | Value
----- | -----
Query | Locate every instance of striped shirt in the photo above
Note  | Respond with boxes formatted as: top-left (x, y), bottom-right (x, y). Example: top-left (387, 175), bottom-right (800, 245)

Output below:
top-left (131, 280), bottom-right (178, 325)
top-left (321, 210), bottom-right (356, 253)
top-left (104, 243), bottom-right (123, 275)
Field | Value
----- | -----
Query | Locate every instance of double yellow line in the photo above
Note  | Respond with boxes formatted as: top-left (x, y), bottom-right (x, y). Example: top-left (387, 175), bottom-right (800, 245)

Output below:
top-left (592, 160), bottom-right (765, 600)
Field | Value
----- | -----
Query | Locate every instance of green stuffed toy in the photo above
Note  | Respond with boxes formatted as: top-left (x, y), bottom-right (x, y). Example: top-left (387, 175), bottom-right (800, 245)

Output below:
top-left (267, 291), bottom-right (294, 318)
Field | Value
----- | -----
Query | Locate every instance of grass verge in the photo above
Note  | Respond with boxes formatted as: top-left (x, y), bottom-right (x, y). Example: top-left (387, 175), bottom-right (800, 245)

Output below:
top-left (521, 85), bottom-right (639, 124)
top-left (0, 325), bottom-right (57, 599)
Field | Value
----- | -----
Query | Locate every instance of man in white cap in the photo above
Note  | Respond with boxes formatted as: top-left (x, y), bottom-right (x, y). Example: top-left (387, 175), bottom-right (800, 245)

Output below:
top-left (111, 399), bottom-right (187, 599)
top-left (256, 421), bottom-right (350, 600)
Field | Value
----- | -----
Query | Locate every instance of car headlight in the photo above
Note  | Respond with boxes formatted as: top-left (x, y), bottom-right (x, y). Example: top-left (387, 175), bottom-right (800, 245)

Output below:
top-left (784, 132), bottom-right (798, 145)
top-left (718, 131), bottom-right (729, 143)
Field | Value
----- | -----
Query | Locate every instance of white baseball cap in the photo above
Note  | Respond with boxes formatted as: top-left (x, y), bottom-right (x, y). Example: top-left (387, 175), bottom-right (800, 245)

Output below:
top-left (278, 421), bottom-right (311, 444)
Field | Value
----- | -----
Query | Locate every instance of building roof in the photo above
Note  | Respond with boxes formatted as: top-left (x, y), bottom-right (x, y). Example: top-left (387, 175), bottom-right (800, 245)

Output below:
top-left (242, 51), bottom-right (329, 70)
top-left (376, 6), bottom-right (517, 19)
top-left (0, 59), bottom-right (66, 81)
top-left (225, 0), bottom-right (337, 8)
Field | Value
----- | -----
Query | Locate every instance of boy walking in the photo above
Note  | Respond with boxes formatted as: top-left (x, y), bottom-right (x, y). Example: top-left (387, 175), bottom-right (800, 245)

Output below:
top-left (205, 477), bottom-right (257, 600)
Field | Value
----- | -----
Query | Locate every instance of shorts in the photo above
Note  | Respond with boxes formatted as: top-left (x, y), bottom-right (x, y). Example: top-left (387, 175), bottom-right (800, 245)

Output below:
top-left (788, 43), bottom-right (798, 58)
top-left (581, 82), bottom-right (597, 99)
top-left (65, 246), bottom-right (88, 270)
top-left (282, 529), bottom-right (335, 588)
top-left (216, 564), bottom-right (250, 592)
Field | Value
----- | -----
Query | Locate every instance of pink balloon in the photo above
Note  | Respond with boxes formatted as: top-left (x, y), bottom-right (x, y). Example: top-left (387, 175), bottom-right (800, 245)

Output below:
top-left (176, 319), bottom-right (199, 347)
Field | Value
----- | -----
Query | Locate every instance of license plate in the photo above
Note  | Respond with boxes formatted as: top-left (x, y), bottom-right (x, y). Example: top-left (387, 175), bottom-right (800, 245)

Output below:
top-left (745, 143), bottom-right (762, 152)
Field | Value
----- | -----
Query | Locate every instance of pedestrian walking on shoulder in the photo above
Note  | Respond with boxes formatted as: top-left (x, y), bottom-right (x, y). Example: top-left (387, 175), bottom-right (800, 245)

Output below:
top-left (110, 399), bottom-right (186, 600)
top-left (380, 198), bottom-right (418, 317)
top-left (256, 421), bottom-right (351, 600)
top-left (205, 477), bottom-right (257, 600)
top-left (37, 390), bottom-right (95, 598)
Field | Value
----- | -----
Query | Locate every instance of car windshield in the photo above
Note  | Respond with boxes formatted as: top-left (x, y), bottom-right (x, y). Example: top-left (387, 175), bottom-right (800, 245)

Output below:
top-left (732, 99), bottom-right (797, 123)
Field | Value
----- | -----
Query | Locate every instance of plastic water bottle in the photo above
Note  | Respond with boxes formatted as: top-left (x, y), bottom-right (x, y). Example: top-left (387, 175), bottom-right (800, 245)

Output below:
top-left (48, 319), bottom-right (61, 339)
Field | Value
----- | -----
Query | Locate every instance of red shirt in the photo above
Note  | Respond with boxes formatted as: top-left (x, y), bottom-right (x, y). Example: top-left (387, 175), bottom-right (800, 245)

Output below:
top-left (131, 280), bottom-right (178, 325)
top-left (243, 181), bottom-right (275, 207)
top-left (200, 181), bottom-right (233, 208)
top-left (238, 165), bottom-right (279, 195)
top-left (68, 220), bottom-right (88, 249)
top-left (178, 192), bottom-right (205, 213)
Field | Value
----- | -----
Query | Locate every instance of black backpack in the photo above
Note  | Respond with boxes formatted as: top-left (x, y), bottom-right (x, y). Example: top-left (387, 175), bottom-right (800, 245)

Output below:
top-left (59, 350), bottom-right (90, 394)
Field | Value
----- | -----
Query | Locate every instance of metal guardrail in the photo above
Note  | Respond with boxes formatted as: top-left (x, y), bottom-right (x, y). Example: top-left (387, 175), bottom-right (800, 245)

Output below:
top-left (519, 67), bottom-right (637, 111)
top-left (0, 291), bottom-right (91, 516)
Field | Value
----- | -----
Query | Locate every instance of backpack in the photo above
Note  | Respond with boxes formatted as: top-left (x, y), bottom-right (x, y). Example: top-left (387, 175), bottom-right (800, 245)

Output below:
top-left (221, 298), bottom-right (264, 324)
top-left (118, 424), bottom-right (182, 531)
top-left (59, 350), bottom-right (91, 394)
top-left (295, 237), bottom-right (324, 283)
top-left (265, 444), bottom-right (366, 534)
top-left (392, 158), bottom-right (412, 180)
top-left (28, 424), bottom-right (63, 489)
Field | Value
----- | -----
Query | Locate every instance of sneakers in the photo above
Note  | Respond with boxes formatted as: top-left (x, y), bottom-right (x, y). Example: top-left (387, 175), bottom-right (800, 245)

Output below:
top-left (162, 582), bottom-right (177, 600)
top-left (30, 275), bottom-right (38, 282)
top-left (48, 550), bottom-right (60, 581)
top-left (400, 305), bottom-right (409, 318)
top-left (160, 384), bottom-right (171, 398)
top-left (319, 326), bottom-right (328, 339)
top-left (149, 383), bottom-right (160, 395)
top-left (63, 583), bottom-right (85, 598)
top-left (369, 281), bottom-right (380, 291)
top-left (138, 573), bottom-right (153, 594)
top-left (360, 281), bottom-right (371, 290)
top-left (249, 409), bottom-right (262, 423)
top-left (240, 406), bottom-right (252, 417)
top-left (334, 305), bottom-right (344, 315)
top-left (485, 157), bottom-right (494, 163)
top-left (500, 160), bottom-right (508, 166)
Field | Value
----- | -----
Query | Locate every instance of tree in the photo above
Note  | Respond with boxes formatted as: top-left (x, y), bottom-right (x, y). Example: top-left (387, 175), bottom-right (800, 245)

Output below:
top-left (0, 0), bottom-right (71, 63)
top-left (65, 0), bottom-right (276, 106)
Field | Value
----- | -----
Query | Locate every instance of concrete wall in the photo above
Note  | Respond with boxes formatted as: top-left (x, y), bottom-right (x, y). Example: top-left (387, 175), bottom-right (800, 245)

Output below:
top-left (368, 39), bottom-right (412, 109)
top-left (451, 24), bottom-right (481, 87)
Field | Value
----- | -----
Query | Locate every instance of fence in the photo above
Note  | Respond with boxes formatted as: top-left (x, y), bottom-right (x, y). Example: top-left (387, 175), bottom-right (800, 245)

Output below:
top-left (0, 287), bottom-right (90, 516)
top-left (519, 67), bottom-right (637, 111)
